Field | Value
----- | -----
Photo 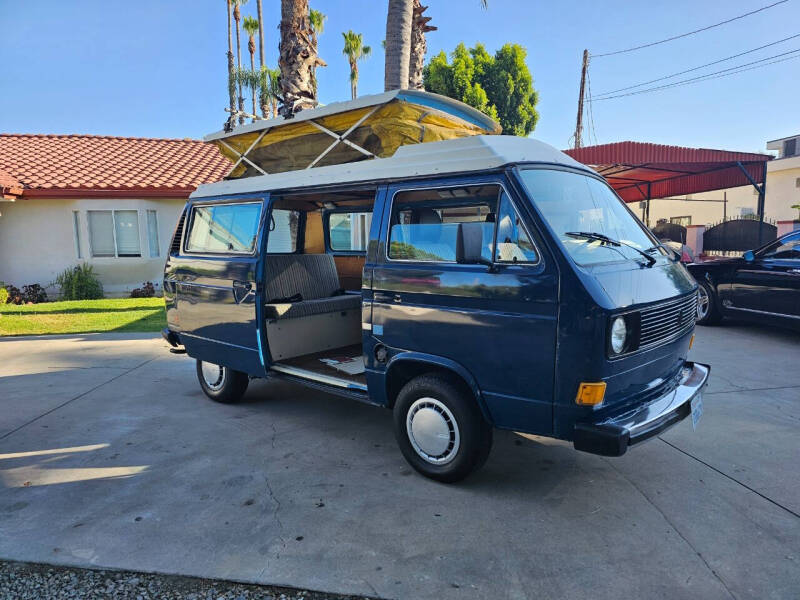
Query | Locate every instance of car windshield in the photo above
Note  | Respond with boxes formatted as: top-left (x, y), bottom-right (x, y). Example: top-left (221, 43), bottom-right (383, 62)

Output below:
top-left (519, 168), bottom-right (658, 266)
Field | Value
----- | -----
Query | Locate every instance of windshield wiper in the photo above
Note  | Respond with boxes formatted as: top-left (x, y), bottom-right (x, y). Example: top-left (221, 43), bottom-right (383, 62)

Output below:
top-left (565, 231), bottom-right (656, 267)
top-left (645, 243), bottom-right (680, 262)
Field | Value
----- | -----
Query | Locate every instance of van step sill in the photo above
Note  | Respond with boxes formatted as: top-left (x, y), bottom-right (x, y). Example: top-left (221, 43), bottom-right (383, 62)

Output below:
top-left (270, 363), bottom-right (368, 392)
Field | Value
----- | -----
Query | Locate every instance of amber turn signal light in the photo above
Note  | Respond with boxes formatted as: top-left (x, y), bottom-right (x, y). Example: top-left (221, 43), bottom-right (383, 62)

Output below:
top-left (576, 382), bottom-right (607, 406)
top-left (689, 334), bottom-right (695, 350)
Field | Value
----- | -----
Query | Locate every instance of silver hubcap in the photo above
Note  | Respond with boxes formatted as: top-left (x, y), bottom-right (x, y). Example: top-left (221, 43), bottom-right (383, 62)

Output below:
top-left (201, 362), bottom-right (225, 391)
top-left (406, 397), bottom-right (460, 465)
top-left (696, 287), bottom-right (710, 320)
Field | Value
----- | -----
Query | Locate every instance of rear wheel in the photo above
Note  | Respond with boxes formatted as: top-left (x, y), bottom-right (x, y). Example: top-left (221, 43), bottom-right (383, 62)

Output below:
top-left (696, 281), bottom-right (722, 325)
top-left (393, 374), bottom-right (492, 483)
top-left (196, 360), bottom-right (249, 403)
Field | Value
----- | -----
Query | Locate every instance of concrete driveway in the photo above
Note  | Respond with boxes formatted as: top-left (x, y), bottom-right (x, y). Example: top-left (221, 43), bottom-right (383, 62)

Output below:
top-left (1, 324), bottom-right (798, 600)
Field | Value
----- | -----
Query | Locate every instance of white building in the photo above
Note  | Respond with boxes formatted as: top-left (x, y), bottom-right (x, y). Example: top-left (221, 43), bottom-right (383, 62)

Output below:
top-left (647, 134), bottom-right (800, 231)
top-left (0, 134), bottom-right (229, 297)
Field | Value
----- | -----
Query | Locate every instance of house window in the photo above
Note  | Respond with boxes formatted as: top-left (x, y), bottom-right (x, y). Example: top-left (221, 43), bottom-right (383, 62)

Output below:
top-left (327, 211), bottom-right (372, 251)
top-left (670, 216), bottom-right (691, 226)
top-left (784, 138), bottom-right (797, 158)
top-left (147, 210), bottom-right (160, 258)
top-left (87, 210), bottom-right (141, 258)
top-left (72, 211), bottom-right (83, 259)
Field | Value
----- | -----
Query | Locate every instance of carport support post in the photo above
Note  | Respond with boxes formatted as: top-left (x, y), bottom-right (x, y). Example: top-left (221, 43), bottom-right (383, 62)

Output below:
top-left (736, 161), bottom-right (768, 246)
top-left (645, 183), bottom-right (651, 227)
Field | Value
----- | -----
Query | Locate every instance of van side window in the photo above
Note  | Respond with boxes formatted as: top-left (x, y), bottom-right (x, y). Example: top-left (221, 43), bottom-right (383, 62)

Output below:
top-left (185, 202), bottom-right (261, 254)
top-left (328, 211), bottom-right (372, 252)
top-left (267, 209), bottom-right (300, 253)
top-left (388, 185), bottom-right (498, 262)
top-left (495, 192), bottom-right (538, 263)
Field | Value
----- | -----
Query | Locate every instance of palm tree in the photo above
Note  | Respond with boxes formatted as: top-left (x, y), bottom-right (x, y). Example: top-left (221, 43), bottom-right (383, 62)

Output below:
top-left (234, 67), bottom-right (259, 119)
top-left (232, 0), bottom-right (249, 124)
top-left (342, 31), bottom-right (371, 100)
top-left (226, 0), bottom-right (236, 127)
top-left (257, 65), bottom-right (281, 118)
top-left (243, 15), bottom-right (260, 119)
top-left (408, 0), bottom-right (436, 90)
top-left (256, 0), bottom-right (265, 68)
top-left (384, 0), bottom-right (413, 91)
top-left (309, 9), bottom-right (327, 98)
top-left (278, 0), bottom-right (325, 116)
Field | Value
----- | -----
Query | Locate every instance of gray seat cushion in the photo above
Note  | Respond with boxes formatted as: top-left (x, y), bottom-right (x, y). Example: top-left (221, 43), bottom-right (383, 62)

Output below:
top-left (265, 293), bottom-right (360, 321)
top-left (265, 254), bottom-right (341, 302)
top-left (264, 254), bottom-right (360, 321)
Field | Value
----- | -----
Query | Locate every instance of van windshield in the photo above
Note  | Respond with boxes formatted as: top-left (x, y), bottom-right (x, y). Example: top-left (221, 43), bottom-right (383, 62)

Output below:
top-left (519, 168), bottom-right (658, 266)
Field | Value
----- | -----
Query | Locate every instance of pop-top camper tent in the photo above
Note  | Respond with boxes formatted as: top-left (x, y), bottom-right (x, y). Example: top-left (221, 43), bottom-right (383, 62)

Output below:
top-left (206, 90), bottom-right (502, 178)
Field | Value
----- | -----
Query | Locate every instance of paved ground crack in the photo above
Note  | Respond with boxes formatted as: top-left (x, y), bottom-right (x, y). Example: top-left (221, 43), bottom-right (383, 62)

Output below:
top-left (263, 423), bottom-right (285, 566)
top-left (705, 383), bottom-right (800, 396)
top-left (605, 459), bottom-right (738, 600)
top-left (659, 438), bottom-right (800, 519)
top-left (0, 357), bottom-right (157, 442)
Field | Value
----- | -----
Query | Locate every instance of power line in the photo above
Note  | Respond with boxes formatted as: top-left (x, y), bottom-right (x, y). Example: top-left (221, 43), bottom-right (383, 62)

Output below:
top-left (593, 32), bottom-right (800, 98)
top-left (592, 0), bottom-right (790, 58)
top-left (590, 49), bottom-right (800, 101)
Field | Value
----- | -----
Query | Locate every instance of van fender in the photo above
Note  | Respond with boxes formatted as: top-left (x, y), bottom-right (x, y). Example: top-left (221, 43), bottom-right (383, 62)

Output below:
top-left (384, 351), bottom-right (493, 424)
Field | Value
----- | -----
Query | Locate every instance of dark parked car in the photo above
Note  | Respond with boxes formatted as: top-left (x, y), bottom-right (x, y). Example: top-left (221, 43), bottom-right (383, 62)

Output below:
top-left (688, 230), bottom-right (800, 329)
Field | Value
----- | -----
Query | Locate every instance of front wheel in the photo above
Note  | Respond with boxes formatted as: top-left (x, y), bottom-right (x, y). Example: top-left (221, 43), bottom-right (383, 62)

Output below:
top-left (696, 281), bottom-right (722, 325)
top-left (393, 374), bottom-right (492, 483)
top-left (196, 360), bottom-right (249, 403)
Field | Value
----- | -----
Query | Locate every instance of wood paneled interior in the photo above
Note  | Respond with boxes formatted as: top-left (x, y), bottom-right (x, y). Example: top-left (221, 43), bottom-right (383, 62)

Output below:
top-left (303, 209), bottom-right (365, 290)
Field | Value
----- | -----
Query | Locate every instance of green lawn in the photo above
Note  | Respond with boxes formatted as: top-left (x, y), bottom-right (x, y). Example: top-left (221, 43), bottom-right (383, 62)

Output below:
top-left (0, 297), bottom-right (166, 336)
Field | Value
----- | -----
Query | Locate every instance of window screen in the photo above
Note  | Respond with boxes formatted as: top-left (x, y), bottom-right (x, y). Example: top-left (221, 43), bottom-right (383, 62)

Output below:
top-left (388, 185), bottom-right (500, 262)
top-left (186, 202), bottom-right (262, 254)
top-left (87, 210), bottom-right (116, 257)
top-left (114, 210), bottom-right (141, 257)
top-left (328, 211), bottom-right (372, 251)
top-left (147, 210), bottom-right (160, 258)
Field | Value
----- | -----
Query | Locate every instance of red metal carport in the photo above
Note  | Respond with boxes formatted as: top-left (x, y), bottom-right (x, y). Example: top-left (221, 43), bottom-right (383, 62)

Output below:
top-left (564, 141), bottom-right (772, 225)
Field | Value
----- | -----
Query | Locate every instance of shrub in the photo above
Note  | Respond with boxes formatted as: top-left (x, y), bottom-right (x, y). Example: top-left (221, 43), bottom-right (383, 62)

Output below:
top-left (55, 264), bottom-right (104, 300)
top-left (130, 281), bottom-right (156, 298)
top-left (0, 287), bottom-right (7, 305)
top-left (21, 284), bottom-right (47, 304)
top-left (4, 284), bottom-right (22, 305)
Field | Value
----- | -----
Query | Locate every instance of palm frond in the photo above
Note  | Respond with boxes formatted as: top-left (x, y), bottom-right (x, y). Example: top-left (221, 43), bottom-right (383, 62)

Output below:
top-left (309, 9), bottom-right (326, 34)
top-left (242, 15), bottom-right (259, 36)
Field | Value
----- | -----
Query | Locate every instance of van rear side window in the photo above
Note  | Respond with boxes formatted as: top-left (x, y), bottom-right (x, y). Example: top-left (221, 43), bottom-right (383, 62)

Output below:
top-left (185, 202), bottom-right (262, 254)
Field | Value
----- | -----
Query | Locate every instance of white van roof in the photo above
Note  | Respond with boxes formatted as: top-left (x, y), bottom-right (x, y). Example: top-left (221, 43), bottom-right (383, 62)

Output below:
top-left (190, 134), bottom-right (593, 199)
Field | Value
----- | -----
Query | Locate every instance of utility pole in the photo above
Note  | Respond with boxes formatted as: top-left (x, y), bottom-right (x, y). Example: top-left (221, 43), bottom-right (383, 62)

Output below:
top-left (573, 49), bottom-right (589, 149)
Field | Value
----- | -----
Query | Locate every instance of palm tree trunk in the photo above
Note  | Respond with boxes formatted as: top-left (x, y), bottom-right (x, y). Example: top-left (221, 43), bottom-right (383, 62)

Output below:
top-left (257, 0), bottom-right (265, 67)
top-left (409, 0), bottom-right (436, 90)
top-left (351, 60), bottom-right (358, 100)
top-left (384, 0), bottom-right (413, 91)
top-left (226, 1), bottom-right (236, 120)
top-left (249, 49), bottom-right (257, 119)
top-left (278, 0), bottom-right (326, 116)
top-left (234, 5), bottom-right (244, 124)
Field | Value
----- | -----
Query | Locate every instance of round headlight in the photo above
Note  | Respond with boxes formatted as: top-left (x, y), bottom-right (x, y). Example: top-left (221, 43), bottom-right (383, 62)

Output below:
top-left (610, 316), bottom-right (627, 354)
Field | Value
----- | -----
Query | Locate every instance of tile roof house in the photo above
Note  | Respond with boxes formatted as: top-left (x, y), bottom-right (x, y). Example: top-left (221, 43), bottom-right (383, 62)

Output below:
top-left (0, 134), bottom-right (230, 296)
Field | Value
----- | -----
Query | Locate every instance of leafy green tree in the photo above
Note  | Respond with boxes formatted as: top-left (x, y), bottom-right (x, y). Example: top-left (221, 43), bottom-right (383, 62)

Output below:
top-left (424, 42), bottom-right (539, 136)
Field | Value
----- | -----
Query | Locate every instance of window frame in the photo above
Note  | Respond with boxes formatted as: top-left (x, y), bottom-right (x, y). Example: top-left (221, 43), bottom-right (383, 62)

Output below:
top-left (86, 209), bottom-right (142, 259)
top-left (385, 181), bottom-right (540, 267)
top-left (323, 205), bottom-right (374, 255)
top-left (146, 209), bottom-right (160, 258)
top-left (183, 200), bottom-right (265, 257)
top-left (72, 210), bottom-right (83, 259)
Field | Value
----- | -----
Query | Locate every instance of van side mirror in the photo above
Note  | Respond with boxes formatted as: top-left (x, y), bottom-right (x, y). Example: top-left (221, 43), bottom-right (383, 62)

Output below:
top-left (743, 250), bottom-right (755, 262)
top-left (456, 222), bottom-right (495, 271)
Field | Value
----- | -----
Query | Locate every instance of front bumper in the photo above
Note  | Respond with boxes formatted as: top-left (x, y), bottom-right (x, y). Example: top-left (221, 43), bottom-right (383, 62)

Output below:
top-left (573, 361), bottom-right (710, 457)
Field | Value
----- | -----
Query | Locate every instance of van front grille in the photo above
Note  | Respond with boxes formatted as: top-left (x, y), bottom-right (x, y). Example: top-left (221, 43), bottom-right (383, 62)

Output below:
top-left (639, 292), bottom-right (697, 350)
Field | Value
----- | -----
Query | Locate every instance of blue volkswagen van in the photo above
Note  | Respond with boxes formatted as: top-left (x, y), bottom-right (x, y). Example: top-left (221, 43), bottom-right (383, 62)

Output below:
top-left (163, 134), bottom-right (709, 482)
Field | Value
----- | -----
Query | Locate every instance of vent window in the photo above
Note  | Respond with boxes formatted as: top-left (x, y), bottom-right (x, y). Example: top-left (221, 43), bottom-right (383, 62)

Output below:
top-left (170, 209), bottom-right (187, 255)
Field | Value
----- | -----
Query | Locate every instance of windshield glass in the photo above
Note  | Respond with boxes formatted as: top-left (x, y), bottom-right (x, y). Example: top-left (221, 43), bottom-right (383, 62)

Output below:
top-left (519, 168), bottom-right (657, 266)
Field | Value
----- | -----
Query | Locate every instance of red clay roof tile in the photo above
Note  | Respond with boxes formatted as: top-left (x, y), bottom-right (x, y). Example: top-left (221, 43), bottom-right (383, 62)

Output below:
top-left (0, 133), bottom-right (230, 198)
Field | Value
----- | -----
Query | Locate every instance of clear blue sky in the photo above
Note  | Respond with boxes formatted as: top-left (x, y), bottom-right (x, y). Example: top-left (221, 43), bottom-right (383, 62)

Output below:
top-left (1, 0), bottom-right (797, 153)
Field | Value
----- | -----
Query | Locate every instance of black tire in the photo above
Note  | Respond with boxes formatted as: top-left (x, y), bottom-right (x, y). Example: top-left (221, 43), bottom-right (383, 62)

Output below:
top-left (696, 281), bottom-right (722, 326)
top-left (196, 360), bottom-right (249, 403)
top-left (393, 374), bottom-right (492, 483)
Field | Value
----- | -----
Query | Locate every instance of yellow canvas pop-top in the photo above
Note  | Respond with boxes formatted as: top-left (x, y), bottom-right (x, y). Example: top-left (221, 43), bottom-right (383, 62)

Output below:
top-left (205, 90), bottom-right (502, 178)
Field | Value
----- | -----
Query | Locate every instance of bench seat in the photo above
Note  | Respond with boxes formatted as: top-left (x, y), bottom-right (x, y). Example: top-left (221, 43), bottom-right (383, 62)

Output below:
top-left (265, 293), bottom-right (360, 320)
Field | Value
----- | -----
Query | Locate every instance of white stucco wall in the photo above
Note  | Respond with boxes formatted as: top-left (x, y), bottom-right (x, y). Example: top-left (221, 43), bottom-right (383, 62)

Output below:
top-left (0, 197), bottom-right (186, 297)
top-left (645, 156), bottom-right (800, 227)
